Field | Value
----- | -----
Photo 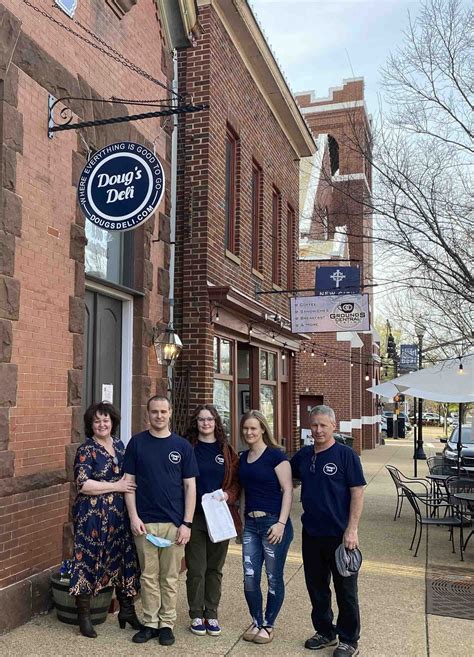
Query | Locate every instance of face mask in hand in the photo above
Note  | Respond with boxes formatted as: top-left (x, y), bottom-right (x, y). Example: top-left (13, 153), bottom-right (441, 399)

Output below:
top-left (146, 533), bottom-right (173, 548)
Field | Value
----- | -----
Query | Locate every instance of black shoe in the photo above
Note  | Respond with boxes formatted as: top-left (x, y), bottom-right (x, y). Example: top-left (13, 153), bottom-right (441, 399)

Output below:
top-left (159, 627), bottom-right (175, 646)
top-left (305, 632), bottom-right (338, 650)
top-left (75, 595), bottom-right (97, 639)
top-left (334, 642), bottom-right (359, 656)
top-left (132, 627), bottom-right (160, 643)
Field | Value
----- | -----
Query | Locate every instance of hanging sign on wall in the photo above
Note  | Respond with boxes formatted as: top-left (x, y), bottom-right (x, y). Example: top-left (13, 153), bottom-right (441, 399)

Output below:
top-left (77, 141), bottom-right (165, 231)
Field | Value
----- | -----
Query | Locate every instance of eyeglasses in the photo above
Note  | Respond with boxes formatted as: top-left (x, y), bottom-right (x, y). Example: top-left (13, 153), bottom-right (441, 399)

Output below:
top-left (197, 417), bottom-right (215, 423)
top-left (310, 453), bottom-right (317, 474)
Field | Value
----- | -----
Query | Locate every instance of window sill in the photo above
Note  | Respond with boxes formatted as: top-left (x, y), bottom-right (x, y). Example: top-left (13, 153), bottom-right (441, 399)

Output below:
top-left (272, 283), bottom-right (283, 292)
top-left (225, 250), bottom-right (241, 266)
top-left (252, 268), bottom-right (264, 280)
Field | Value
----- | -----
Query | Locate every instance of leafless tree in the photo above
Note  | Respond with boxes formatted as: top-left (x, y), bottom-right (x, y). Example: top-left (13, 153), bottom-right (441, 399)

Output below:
top-left (307, 0), bottom-right (473, 345)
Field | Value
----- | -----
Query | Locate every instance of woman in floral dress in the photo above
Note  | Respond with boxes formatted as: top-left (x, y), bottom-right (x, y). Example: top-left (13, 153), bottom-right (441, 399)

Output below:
top-left (69, 401), bottom-right (141, 638)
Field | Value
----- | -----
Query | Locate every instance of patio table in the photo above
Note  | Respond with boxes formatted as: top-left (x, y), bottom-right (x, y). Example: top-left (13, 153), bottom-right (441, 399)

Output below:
top-left (453, 492), bottom-right (474, 550)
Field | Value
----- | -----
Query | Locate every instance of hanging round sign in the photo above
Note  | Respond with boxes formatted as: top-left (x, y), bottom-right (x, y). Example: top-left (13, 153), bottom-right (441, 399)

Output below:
top-left (77, 141), bottom-right (165, 231)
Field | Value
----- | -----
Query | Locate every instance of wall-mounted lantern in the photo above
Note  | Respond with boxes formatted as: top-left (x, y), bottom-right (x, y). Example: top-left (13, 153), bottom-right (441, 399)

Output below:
top-left (153, 324), bottom-right (183, 368)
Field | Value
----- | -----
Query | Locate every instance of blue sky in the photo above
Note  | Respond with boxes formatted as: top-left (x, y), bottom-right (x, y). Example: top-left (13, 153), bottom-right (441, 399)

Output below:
top-left (250, 0), bottom-right (420, 115)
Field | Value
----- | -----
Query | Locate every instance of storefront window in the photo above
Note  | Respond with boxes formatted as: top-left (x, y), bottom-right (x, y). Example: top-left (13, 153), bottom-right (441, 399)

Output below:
top-left (260, 384), bottom-right (275, 434)
top-left (260, 349), bottom-right (277, 436)
top-left (85, 222), bottom-right (133, 287)
top-left (213, 379), bottom-right (232, 438)
top-left (214, 337), bottom-right (234, 441)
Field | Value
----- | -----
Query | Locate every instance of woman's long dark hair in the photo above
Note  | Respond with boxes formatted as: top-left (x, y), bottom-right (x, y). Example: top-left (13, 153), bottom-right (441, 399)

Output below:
top-left (186, 404), bottom-right (229, 451)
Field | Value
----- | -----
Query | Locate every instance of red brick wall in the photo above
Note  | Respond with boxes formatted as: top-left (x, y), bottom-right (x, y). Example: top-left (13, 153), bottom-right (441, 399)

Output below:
top-left (296, 80), bottom-right (379, 452)
top-left (0, 0), bottom-right (172, 618)
top-left (175, 3), bottom-right (300, 440)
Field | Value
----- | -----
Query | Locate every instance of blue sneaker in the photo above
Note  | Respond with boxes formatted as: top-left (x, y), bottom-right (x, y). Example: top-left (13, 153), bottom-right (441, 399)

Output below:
top-left (190, 618), bottom-right (206, 636)
top-left (205, 618), bottom-right (221, 636)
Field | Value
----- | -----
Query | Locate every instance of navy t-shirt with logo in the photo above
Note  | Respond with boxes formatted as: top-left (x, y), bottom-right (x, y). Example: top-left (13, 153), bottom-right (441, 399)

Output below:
top-left (123, 431), bottom-right (199, 527)
top-left (239, 447), bottom-right (288, 516)
top-left (290, 442), bottom-right (366, 537)
top-left (194, 440), bottom-right (225, 512)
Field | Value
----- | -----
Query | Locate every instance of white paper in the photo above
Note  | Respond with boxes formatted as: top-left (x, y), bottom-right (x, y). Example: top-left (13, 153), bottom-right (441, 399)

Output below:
top-left (101, 384), bottom-right (113, 403)
top-left (201, 489), bottom-right (237, 543)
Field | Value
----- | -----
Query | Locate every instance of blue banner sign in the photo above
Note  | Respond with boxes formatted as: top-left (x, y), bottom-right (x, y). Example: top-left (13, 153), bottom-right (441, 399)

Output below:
top-left (399, 344), bottom-right (418, 370)
top-left (78, 141), bottom-right (165, 231)
top-left (315, 266), bottom-right (360, 295)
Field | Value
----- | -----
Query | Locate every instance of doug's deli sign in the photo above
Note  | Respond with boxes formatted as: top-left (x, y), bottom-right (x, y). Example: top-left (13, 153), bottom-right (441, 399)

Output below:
top-left (78, 141), bottom-right (165, 231)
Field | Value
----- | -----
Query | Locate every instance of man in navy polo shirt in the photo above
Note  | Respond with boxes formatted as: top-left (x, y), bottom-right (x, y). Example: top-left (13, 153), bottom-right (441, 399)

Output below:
top-left (124, 396), bottom-right (199, 646)
top-left (291, 405), bottom-right (365, 657)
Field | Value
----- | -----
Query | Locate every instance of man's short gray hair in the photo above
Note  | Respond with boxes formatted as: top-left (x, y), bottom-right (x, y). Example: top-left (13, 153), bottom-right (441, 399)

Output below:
top-left (309, 405), bottom-right (336, 423)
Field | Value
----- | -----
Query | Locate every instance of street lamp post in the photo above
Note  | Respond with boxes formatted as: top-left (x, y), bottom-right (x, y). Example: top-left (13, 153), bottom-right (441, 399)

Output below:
top-left (415, 325), bottom-right (426, 461)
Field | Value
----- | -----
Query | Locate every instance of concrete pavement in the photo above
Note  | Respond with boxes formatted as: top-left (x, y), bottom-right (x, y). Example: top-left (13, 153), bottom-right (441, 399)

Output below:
top-left (1, 432), bottom-right (472, 656)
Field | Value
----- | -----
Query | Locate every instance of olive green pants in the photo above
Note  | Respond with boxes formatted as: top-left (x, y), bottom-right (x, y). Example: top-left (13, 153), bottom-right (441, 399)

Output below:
top-left (185, 512), bottom-right (229, 619)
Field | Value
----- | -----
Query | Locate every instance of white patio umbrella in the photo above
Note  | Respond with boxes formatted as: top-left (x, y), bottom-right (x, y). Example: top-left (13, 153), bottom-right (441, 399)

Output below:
top-left (368, 355), bottom-right (474, 474)
top-left (367, 354), bottom-right (474, 403)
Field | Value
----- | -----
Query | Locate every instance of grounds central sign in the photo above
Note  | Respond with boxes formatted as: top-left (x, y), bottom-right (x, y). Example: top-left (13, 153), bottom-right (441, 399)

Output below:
top-left (78, 141), bottom-right (165, 231)
top-left (291, 294), bottom-right (370, 333)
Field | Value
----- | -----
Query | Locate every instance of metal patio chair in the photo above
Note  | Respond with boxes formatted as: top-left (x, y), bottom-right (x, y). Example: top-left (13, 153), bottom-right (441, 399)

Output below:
top-left (445, 477), bottom-right (474, 551)
top-left (401, 483), bottom-right (465, 559)
top-left (385, 465), bottom-right (430, 521)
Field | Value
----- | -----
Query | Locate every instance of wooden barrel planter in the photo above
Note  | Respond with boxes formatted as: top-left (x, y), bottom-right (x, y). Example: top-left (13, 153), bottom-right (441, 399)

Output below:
top-left (51, 573), bottom-right (114, 626)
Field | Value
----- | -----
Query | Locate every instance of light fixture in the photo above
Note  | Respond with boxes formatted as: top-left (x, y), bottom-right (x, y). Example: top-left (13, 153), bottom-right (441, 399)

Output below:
top-left (458, 358), bottom-right (464, 374)
top-left (351, 361), bottom-right (354, 368)
top-left (153, 324), bottom-right (183, 367)
top-left (311, 348), bottom-right (315, 358)
top-left (282, 351), bottom-right (286, 361)
top-left (271, 332), bottom-right (276, 342)
top-left (303, 345), bottom-right (307, 354)
top-left (365, 366), bottom-right (370, 381)
top-left (215, 307), bottom-right (220, 321)
top-left (323, 354), bottom-right (327, 366)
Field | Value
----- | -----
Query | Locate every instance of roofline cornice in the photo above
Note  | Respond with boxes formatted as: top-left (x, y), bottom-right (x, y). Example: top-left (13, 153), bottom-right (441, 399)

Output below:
top-left (198, 0), bottom-right (315, 157)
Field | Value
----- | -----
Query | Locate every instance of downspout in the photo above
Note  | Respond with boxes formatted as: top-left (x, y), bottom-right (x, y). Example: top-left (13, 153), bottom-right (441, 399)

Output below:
top-left (167, 49), bottom-right (179, 391)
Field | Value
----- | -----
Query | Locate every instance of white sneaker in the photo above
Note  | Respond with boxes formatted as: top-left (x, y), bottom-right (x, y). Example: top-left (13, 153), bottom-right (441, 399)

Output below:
top-left (190, 618), bottom-right (207, 636)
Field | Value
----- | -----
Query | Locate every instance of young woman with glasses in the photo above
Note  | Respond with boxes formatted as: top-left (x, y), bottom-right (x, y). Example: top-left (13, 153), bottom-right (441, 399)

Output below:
top-left (185, 404), bottom-right (241, 637)
top-left (239, 410), bottom-right (294, 645)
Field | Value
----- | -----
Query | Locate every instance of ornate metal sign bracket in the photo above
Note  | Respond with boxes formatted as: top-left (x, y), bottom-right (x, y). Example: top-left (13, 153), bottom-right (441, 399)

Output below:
top-left (48, 94), bottom-right (208, 139)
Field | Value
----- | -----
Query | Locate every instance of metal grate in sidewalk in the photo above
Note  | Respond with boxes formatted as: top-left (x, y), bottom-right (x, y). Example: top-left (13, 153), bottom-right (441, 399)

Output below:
top-left (426, 565), bottom-right (474, 620)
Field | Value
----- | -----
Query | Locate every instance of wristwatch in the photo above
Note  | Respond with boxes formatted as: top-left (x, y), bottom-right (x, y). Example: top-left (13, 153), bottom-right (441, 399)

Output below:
top-left (182, 521), bottom-right (192, 529)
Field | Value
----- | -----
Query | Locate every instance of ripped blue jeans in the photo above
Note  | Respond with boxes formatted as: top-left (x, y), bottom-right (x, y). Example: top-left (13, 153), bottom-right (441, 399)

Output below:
top-left (242, 514), bottom-right (294, 627)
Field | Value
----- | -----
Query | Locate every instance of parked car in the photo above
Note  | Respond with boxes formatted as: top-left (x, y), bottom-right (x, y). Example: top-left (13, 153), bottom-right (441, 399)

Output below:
top-left (441, 425), bottom-right (474, 464)
top-left (422, 412), bottom-right (442, 426)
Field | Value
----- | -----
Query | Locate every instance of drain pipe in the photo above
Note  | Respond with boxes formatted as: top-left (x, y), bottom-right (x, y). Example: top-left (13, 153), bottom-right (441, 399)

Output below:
top-left (167, 49), bottom-right (179, 394)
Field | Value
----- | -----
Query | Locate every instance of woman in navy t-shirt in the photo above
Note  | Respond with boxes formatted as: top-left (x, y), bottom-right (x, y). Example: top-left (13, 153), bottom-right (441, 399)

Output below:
top-left (185, 404), bottom-right (240, 638)
top-left (239, 410), bottom-right (294, 645)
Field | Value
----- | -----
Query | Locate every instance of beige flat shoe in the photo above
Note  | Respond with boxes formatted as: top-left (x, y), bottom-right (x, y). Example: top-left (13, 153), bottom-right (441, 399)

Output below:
top-left (253, 627), bottom-right (274, 644)
top-left (243, 623), bottom-right (259, 642)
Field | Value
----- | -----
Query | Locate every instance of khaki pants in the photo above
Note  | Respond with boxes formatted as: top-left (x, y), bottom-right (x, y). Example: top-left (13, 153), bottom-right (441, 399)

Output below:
top-left (134, 522), bottom-right (184, 629)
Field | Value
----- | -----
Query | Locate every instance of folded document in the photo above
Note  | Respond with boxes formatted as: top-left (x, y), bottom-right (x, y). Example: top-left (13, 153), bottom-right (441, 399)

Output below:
top-left (201, 489), bottom-right (237, 543)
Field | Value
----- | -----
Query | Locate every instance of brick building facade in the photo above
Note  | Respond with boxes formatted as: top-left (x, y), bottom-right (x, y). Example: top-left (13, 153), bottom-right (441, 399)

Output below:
top-left (0, 0), bottom-right (198, 631)
top-left (295, 79), bottom-right (380, 453)
top-left (174, 0), bottom-right (315, 453)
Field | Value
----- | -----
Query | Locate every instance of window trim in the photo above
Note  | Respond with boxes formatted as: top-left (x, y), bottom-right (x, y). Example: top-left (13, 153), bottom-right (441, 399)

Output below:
top-left (286, 204), bottom-right (295, 290)
top-left (251, 160), bottom-right (263, 272)
top-left (225, 127), bottom-right (238, 254)
top-left (272, 187), bottom-right (281, 285)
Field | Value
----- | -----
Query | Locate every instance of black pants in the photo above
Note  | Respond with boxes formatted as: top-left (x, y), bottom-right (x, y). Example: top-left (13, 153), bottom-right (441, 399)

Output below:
top-left (302, 531), bottom-right (360, 644)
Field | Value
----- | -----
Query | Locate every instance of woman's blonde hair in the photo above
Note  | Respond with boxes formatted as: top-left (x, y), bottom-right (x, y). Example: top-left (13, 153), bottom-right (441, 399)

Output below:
top-left (240, 410), bottom-right (279, 448)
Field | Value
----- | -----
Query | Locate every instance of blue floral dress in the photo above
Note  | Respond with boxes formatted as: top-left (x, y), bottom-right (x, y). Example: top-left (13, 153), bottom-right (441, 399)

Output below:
top-left (69, 437), bottom-right (140, 596)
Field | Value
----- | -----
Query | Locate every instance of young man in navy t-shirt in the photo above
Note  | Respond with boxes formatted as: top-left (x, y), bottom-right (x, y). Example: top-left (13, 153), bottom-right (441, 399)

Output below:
top-left (124, 396), bottom-right (199, 646)
top-left (291, 405), bottom-right (365, 657)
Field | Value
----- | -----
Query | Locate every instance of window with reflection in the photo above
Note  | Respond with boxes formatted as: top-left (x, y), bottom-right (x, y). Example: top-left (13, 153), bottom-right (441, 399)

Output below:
top-left (213, 337), bottom-right (234, 440)
top-left (85, 222), bottom-right (133, 287)
top-left (260, 349), bottom-right (277, 435)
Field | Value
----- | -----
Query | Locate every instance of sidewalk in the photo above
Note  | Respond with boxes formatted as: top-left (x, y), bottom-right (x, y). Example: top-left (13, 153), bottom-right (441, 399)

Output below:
top-left (0, 435), bottom-right (472, 656)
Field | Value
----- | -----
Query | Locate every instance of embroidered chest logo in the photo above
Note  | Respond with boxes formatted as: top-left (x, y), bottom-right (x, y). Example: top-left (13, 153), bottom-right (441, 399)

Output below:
top-left (323, 463), bottom-right (338, 476)
top-left (169, 451), bottom-right (182, 464)
top-left (215, 454), bottom-right (224, 465)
